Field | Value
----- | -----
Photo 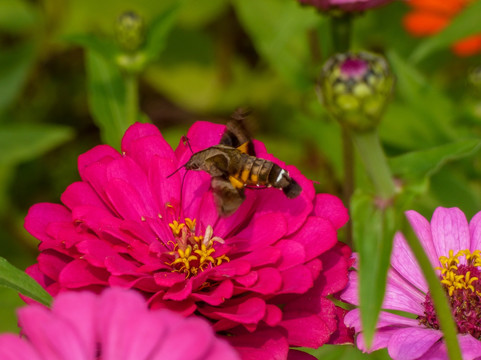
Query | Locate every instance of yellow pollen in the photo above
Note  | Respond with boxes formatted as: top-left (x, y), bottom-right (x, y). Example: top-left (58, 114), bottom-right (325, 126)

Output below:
top-left (169, 220), bottom-right (185, 236)
top-left (436, 249), bottom-right (481, 296)
top-left (166, 219), bottom-right (229, 277)
top-left (185, 218), bottom-right (196, 231)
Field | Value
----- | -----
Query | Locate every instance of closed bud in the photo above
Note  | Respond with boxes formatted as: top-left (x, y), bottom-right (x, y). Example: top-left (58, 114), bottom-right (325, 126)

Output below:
top-left (319, 51), bottom-right (393, 132)
top-left (115, 11), bottom-right (145, 53)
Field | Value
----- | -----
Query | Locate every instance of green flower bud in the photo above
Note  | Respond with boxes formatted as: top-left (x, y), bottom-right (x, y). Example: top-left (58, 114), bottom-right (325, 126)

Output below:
top-left (319, 51), bottom-right (394, 132)
top-left (115, 11), bottom-right (145, 53)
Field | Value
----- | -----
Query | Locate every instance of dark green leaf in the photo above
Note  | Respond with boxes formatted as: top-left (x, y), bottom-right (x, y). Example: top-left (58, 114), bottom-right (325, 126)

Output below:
top-left (386, 50), bottom-right (458, 143)
top-left (351, 191), bottom-right (399, 347)
top-left (232, 0), bottom-right (321, 90)
top-left (0, 257), bottom-right (51, 306)
top-left (0, 41), bottom-right (36, 114)
top-left (65, 34), bottom-right (118, 62)
top-left (86, 49), bottom-right (128, 148)
top-left (304, 344), bottom-right (390, 359)
top-left (144, 2), bottom-right (181, 63)
top-left (410, 1), bottom-right (481, 63)
top-left (0, 0), bottom-right (38, 33)
top-left (390, 139), bottom-right (481, 183)
top-left (0, 124), bottom-right (74, 165)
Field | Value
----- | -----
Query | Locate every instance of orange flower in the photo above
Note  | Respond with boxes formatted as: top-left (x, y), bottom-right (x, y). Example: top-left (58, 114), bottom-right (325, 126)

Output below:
top-left (403, 0), bottom-right (481, 56)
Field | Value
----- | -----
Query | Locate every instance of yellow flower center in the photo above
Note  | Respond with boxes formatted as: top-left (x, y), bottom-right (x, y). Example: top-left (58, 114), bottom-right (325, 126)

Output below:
top-left (436, 249), bottom-right (481, 296)
top-left (166, 218), bottom-right (229, 277)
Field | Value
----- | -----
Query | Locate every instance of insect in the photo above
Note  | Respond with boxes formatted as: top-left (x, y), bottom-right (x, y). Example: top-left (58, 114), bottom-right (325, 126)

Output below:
top-left (181, 110), bottom-right (302, 216)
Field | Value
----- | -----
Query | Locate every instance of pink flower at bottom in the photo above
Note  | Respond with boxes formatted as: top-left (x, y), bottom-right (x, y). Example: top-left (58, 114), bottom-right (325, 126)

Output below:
top-left (298, 0), bottom-right (395, 12)
top-left (0, 288), bottom-right (239, 360)
top-left (24, 122), bottom-right (352, 359)
top-left (342, 207), bottom-right (481, 359)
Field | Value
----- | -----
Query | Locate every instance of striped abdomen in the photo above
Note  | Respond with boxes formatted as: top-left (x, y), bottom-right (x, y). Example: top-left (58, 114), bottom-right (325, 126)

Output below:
top-left (232, 154), bottom-right (301, 198)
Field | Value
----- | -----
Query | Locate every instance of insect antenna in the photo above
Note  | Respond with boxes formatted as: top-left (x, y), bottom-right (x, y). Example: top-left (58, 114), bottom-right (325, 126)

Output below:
top-left (182, 135), bottom-right (194, 154)
top-left (166, 163), bottom-right (187, 179)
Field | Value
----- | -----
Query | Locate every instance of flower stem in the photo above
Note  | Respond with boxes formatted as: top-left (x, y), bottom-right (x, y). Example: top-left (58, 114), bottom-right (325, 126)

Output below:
top-left (330, 13), bottom-right (352, 53)
top-left (351, 130), bottom-right (395, 200)
top-left (330, 13), bottom-right (353, 245)
top-left (404, 228), bottom-right (463, 360)
top-left (125, 73), bottom-right (139, 125)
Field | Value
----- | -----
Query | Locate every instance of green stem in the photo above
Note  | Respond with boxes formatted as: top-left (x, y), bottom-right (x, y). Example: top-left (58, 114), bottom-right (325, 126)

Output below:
top-left (404, 229), bottom-right (463, 360)
top-left (330, 13), bottom-right (352, 53)
top-left (330, 13), bottom-right (353, 245)
top-left (351, 130), bottom-right (395, 200)
top-left (125, 73), bottom-right (139, 125)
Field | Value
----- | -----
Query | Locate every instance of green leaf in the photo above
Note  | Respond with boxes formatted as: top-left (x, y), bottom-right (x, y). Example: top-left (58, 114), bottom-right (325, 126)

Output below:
top-left (390, 139), bottom-right (481, 184)
top-left (86, 48), bottom-right (128, 148)
top-left (232, 0), bottom-right (321, 90)
top-left (385, 51), bottom-right (458, 144)
top-left (0, 41), bottom-right (36, 115)
top-left (0, 0), bottom-right (38, 33)
top-left (410, 1), bottom-right (481, 63)
top-left (0, 257), bottom-right (51, 306)
top-left (65, 34), bottom-right (118, 61)
top-left (144, 2), bottom-right (181, 63)
top-left (0, 124), bottom-right (74, 165)
top-left (351, 191), bottom-right (399, 347)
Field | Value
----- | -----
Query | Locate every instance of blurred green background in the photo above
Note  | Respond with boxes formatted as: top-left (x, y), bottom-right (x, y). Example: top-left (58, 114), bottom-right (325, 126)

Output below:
top-left (1, 0), bottom-right (481, 357)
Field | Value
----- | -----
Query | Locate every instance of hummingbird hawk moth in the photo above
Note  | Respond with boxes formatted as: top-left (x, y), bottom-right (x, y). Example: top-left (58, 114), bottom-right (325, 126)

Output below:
top-left (179, 110), bottom-right (302, 216)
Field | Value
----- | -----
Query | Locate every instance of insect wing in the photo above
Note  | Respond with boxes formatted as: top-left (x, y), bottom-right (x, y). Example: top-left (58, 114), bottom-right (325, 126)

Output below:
top-left (211, 176), bottom-right (245, 216)
top-left (220, 116), bottom-right (255, 155)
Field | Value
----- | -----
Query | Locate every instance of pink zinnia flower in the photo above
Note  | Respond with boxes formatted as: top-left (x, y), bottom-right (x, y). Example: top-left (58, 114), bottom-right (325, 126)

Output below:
top-left (298, 0), bottom-right (395, 12)
top-left (342, 207), bottom-right (481, 359)
top-left (24, 122), bottom-right (351, 359)
top-left (0, 287), bottom-right (239, 359)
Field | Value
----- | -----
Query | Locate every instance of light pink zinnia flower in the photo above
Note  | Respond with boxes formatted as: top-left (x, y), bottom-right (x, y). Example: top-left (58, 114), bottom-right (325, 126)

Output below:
top-left (24, 122), bottom-right (352, 359)
top-left (298, 0), bottom-right (395, 12)
top-left (342, 207), bottom-right (481, 359)
top-left (0, 287), bottom-right (239, 360)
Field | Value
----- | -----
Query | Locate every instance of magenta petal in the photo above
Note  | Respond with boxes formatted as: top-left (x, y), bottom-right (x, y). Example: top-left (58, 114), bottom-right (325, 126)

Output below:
top-left (405, 210), bottom-right (439, 267)
top-left (279, 312), bottom-right (333, 347)
top-left (226, 328), bottom-right (289, 360)
top-left (97, 288), bottom-right (164, 360)
top-left (51, 292), bottom-right (97, 358)
top-left (77, 144), bottom-right (120, 178)
top-left (269, 239), bottom-right (305, 271)
top-left (391, 232), bottom-right (426, 292)
top-left (24, 203), bottom-right (71, 242)
top-left (431, 207), bottom-right (470, 258)
top-left (59, 259), bottom-right (109, 288)
top-left (61, 181), bottom-right (106, 210)
top-left (191, 280), bottom-right (233, 305)
top-left (244, 267), bottom-right (282, 294)
top-left (151, 317), bottom-right (216, 360)
top-left (0, 335), bottom-right (42, 360)
top-left (455, 335), bottom-right (481, 360)
top-left (279, 265), bottom-right (314, 294)
top-left (356, 328), bottom-right (401, 353)
top-left (469, 211), bottom-right (481, 252)
top-left (120, 122), bottom-right (162, 154)
top-left (163, 279), bottom-right (193, 301)
top-left (148, 156), bottom-right (181, 212)
top-left (154, 272), bottom-right (186, 287)
top-left (230, 213), bottom-right (287, 251)
top-left (18, 305), bottom-right (89, 360)
top-left (388, 327), bottom-right (443, 360)
top-left (199, 297), bottom-right (266, 324)
top-left (383, 271), bottom-right (425, 314)
top-left (287, 216), bottom-right (337, 262)
top-left (125, 133), bottom-right (175, 171)
top-left (313, 193), bottom-right (349, 230)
